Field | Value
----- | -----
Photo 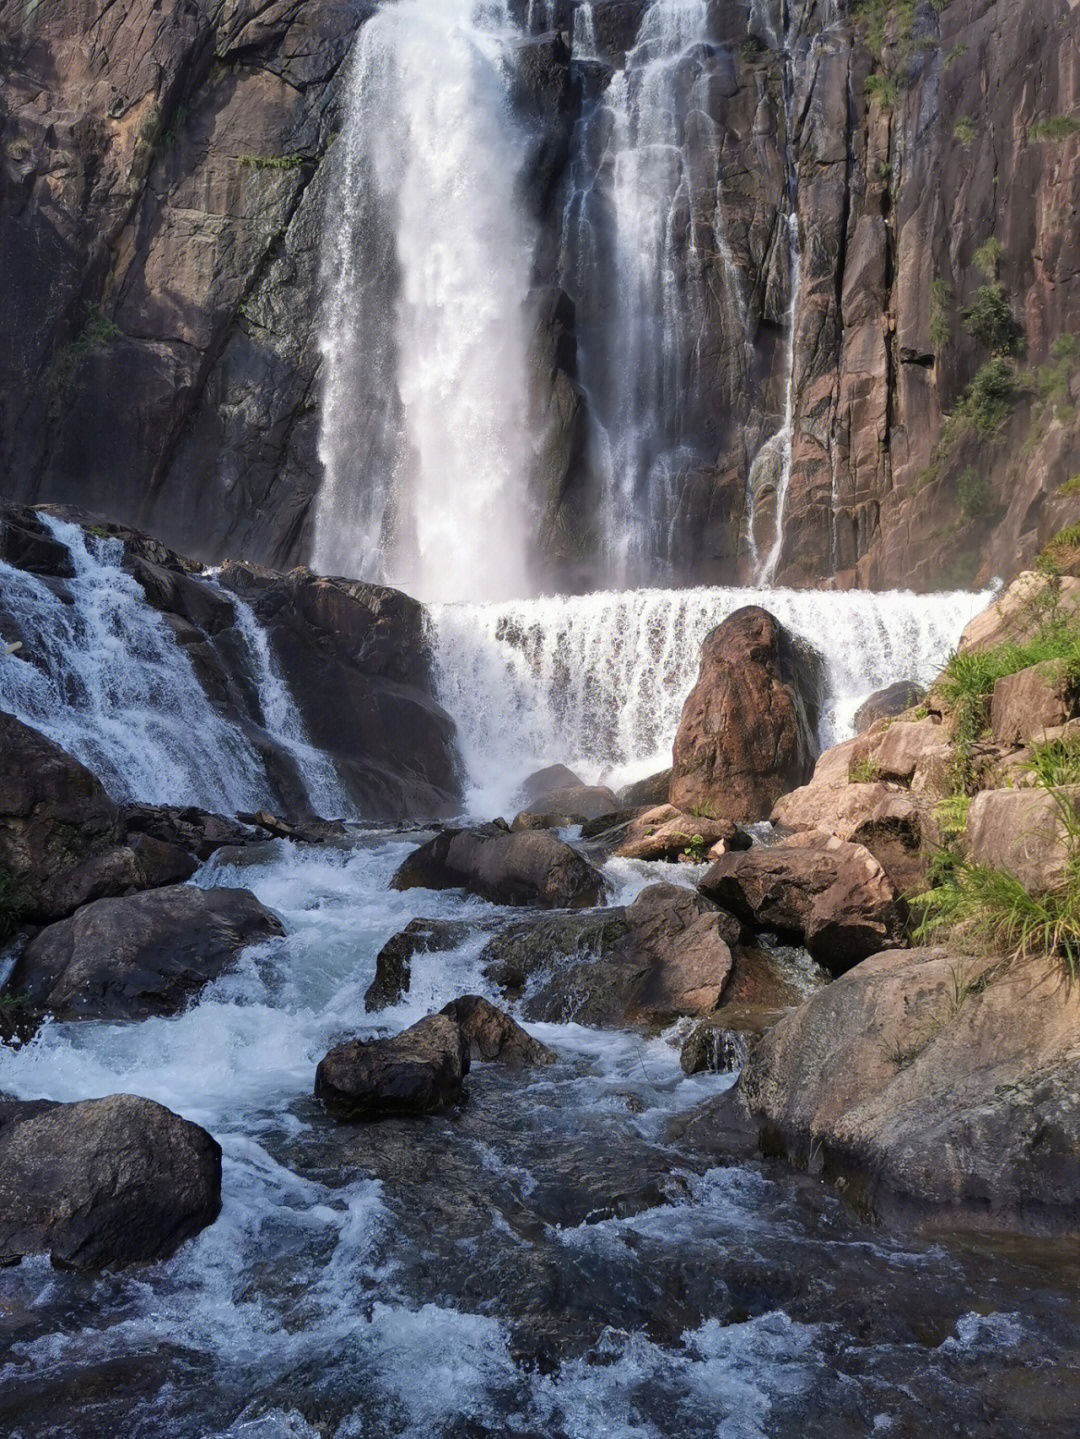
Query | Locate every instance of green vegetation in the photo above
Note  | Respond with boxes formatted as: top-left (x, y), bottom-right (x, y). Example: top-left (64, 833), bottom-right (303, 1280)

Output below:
top-left (849, 755), bottom-right (881, 783)
top-left (1059, 474), bottom-right (1080, 496)
top-left (1039, 522), bottom-right (1080, 574)
top-left (953, 115), bottom-right (976, 146)
top-left (1029, 115), bottom-right (1080, 143)
top-left (239, 152), bottom-right (307, 171)
top-left (933, 791), bottom-right (971, 840)
top-left (964, 357), bottom-right (1026, 433)
top-left (47, 304), bottom-right (121, 392)
top-left (930, 277), bottom-right (952, 348)
top-left (686, 800), bottom-right (719, 820)
top-left (854, 0), bottom-right (916, 57)
top-left (683, 834), bottom-right (707, 862)
top-left (865, 73), bottom-right (900, 108)
top-left (961, 283), bottom-right (1023, 357)
top-left (944, 42), bottom-right (967, 66)
top-left (973, 236), bottom-right (1004, 280)
top-left (956, 465), bottom-right (991, 519)
top-left (1024, 733), bottom-right (1080, 788)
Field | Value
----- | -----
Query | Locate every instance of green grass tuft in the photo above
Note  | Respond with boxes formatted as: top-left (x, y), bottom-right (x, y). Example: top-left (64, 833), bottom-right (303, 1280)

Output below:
top-left (1029, 115), bottom-right (1080, 143)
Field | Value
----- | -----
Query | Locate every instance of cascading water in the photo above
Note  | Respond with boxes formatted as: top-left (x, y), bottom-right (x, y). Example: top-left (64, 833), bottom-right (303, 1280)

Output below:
top-left (0, 518), bottom-right (272, 812)
top-left (430, 584), bottom-right (993, 812)
top-left (313, 0), bottom-right (539, 604)
top-left (561, 0), bottom-right (722, 587)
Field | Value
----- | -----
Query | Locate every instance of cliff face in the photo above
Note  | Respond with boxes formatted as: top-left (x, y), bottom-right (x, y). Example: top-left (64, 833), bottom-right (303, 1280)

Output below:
top-left (2, 0), bottom-right (1079, 590)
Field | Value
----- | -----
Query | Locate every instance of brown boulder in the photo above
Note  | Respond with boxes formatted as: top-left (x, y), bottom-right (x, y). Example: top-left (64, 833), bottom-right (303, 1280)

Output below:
top-left (699, 832), bottom-right (908, 972)
top-left (11, 885), bottom-right (283, 1020)
top-left (440, 995), bottom-right (555, 1067)
top-left (958, 573), bottom-right (1080, 653)
top-left (853, 681), bottom-right (925, 733)
top-left (390, 823), bottom-right (606, 910)
top-left (512, 784), bottom-right (621, 827)
top-left (314, 1015), bottom-right (469, 1120)
top-left (990, 661), bottom-right (1078, 746)
top-left (738, 947), bottom-right (1080, 1235)
top-left (0, 1094), bottom-right (221, 1269)
top-left (614, 805), bottom-right (750, 863)
top-left (964, 786), bottom-right (1080, 893)
top-left (669, 608), bottom-right (823, 821)
top-left (616, 769), bottom-right (672, 808)
top-left (519, 764), bottom-right (585, 805)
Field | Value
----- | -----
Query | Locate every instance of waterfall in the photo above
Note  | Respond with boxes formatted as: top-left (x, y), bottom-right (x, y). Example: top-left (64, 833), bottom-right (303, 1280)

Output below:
top-left (429, 584), bottom-right (992, 813)
top-left (314, 0), bottom-right (539, 605)
top-left (222, 592), bottom-right (351, 818)
top-left (561, 0), bottom-right (719, 587)
top-left (0, 519), bottom-right (272, 812)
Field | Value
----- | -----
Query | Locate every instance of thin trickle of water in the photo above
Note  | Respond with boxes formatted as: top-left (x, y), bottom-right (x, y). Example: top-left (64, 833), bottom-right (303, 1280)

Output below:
top-left (314, 0), bottom-right (538, 604)
top-left (0, 518), bottom-right (271, 812)
top-left (429, 584), bottom-right (992, 812)
top-left (222, 591), bottom-right (352, 818)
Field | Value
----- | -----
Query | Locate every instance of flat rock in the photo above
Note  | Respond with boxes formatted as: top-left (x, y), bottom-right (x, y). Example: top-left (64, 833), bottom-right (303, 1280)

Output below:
top-left (315, 1014), bottom-right (469, 1120)
top-left (390, 823), bottom-right (606, 909)
top-left (0, 1093), bottom-right (221, 1269)
top-left (10, 884), bottom-right (284, 1020)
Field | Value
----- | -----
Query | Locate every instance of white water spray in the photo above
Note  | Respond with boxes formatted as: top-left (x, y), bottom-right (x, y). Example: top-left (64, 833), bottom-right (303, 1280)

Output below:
top-left (314, 0), bottom-right (539, 604)
top-left (430, 584), bottom-right (992, 813)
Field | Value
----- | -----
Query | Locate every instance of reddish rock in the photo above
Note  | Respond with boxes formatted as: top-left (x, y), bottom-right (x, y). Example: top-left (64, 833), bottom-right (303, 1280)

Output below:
top-left (390, 823), bottom-right (606, 910)
top-left (964, 786), bottom-right (1080, 893)
top-left (440, 995), bottom-right (554, 1067)
top-left (614, 805), bottom-right (750, 862)
top-left (669, 608), bottom-right (823, 821)
top-left (853, 682), bottom-right (925, 733)
top-left (699, 831), bottom-right (908, 972)
top-left (990, 661), bottom-right (1078, 746)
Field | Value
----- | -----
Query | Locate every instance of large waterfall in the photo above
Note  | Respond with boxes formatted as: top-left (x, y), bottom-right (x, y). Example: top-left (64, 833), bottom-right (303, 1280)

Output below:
top-left (314, 0), bottom-right (539, 604)
top-left (431, 584), bottom-right (992, 811)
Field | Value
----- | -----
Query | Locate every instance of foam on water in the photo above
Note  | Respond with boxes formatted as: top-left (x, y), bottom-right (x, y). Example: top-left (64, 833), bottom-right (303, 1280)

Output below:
top-left (429, 583), bottom-right (993, 812)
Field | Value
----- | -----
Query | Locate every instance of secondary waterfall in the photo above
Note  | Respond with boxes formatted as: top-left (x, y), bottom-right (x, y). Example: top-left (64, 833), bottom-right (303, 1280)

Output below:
top-left (0, 518), bottom-right (345, 816)
top-left (314, 0), bottom-right (538, 604)
top-left (430, 584), bottom-right (992, 812)
top-left (562, 0), bottom-right (724, 587)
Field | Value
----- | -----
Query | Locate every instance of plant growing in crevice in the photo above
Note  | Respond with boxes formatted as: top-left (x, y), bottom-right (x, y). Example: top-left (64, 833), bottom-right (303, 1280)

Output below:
top-left (47, 304), bottom-right (121, 392)
top-left (929, 276), bottom-right (952, 348)
top-left (973, 236), bottom-right (1004, 280)
top-left (953, 115), bottom-right (976, 146)
top-left (849, 755), bottom-right (881, 783)
top-left (1029, 115), bottom-right (1080, 143)
top-left (962, 283), bottom-right (1023, 357)
top-left (865, 72), bottom-right (900, 109)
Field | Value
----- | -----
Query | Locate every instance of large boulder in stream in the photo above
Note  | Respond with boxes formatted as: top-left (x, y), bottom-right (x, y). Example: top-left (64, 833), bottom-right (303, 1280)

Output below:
top-left (10, 884), bottom-right (283, 1020)
top-left (735, 947), bottom-right (1080, 1235)
top-left (669, 607), bottom-right (824, 822)
top-left (0, 1094), bottom-right (222, 1269)
top-left (315, 1014), bottom-right (470, 1120)
top-left (390, 822), bottom-right (607, 910)
top-left (365, 917), bottom-right (503, 1012)
top-left (480, 882), bottom-right (736, 1026)
top-left (699, 831), bottom-right (907, 972)
top-left (0, 711), bottom-right (197, 932)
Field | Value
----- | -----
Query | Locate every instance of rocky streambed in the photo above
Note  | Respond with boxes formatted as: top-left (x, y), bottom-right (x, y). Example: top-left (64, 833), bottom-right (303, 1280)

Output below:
top-left (3, 833), bottom-right (1080, 1438)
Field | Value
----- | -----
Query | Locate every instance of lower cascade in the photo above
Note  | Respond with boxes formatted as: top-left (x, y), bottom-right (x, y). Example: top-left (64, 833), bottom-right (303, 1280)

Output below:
top-left (430, 582), bottom-right (992, 810)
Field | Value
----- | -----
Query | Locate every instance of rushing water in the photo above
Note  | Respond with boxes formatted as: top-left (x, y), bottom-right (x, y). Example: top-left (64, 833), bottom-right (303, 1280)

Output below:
top-left (3, 836), bottom-right (1080, 1438)
top-left (314, 0), bottom-right (538, 603)
top-left (0, 518), bottom-right (346, 817)
top-left (429, 583), bottom-right (993, 813)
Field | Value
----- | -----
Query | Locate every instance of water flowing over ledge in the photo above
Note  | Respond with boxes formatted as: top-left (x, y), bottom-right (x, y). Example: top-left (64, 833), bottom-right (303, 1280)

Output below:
top-left (429, 583), bottom-right (993, 813)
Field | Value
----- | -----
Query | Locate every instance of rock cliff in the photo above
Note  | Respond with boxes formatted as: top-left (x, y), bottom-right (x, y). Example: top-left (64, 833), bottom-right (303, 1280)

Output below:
top-left (3, 0), bottom-right (1079, 589)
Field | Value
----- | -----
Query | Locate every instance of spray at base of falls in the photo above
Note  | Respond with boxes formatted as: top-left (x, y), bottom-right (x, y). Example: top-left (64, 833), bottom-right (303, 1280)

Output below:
top-left (0, 517), bottom-right (348, 817)
top-left (429, 584), bottom-right (993, 815)
top-left (313, 0), bottom-right (538, 605)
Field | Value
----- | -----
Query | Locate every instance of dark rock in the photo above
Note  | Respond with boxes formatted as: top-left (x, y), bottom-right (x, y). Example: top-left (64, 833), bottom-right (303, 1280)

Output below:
top-left (669, 608), bottom-right (825, 822)
top-left (123, 803), bottom-right (254, 861)
top-left (0, 1094), bottom-right (221, 1268)
top-left (11, 885), bottom-right (284, 1020)
top-left (315, 1014), bottom-right (469, 1120)
top-left (512, 784), bottom-right (621, 827)
top-left (699, 831), bottom-right (908, 973)
top-left (365, 918), bottom-right (502, 1012)
top-left (616, 769), bottom-right (672, 808)
top-left (390, 824), bottom-right (607, 910)
top-left (519, 764), bottom-right (585, 806)
top-left (853, 681), bottom-right (926, 734)
top-left (440, 995), bottom-right (555, 1066)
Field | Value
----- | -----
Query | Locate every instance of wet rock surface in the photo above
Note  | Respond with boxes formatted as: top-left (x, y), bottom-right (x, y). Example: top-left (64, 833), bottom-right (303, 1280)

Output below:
top-left (390, 823), bottom-right (607, 910)
top-left (0, 1094), bottom-right (221, 1269)
top-left (440, 995), bottom-right (555, 1067)
top-left (365, 917), bottom-right (504, 1012)
top-left (315, 1014), bottom-right (470, 1120)
top-left (10, 884), bottom-right (283, 1020)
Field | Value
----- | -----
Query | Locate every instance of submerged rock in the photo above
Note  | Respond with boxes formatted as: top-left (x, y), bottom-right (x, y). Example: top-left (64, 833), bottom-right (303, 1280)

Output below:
top-left (441, 994), bottom-right (555, 1067)
top-left (699, 831), bottom-right (907, 972)
top-left (0, 1094), bottom-right (221, 1269)
top-left (669, 608), bottom-right (824, 821)
top-left (315, 1014), bottom-right (469, 1120)
top-left (390, 822), bottom-right (607, 909)
top-left (737, 947), bottom-right (1080, 1235)
top-left (11, 884), bottom-right (283, 1020)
